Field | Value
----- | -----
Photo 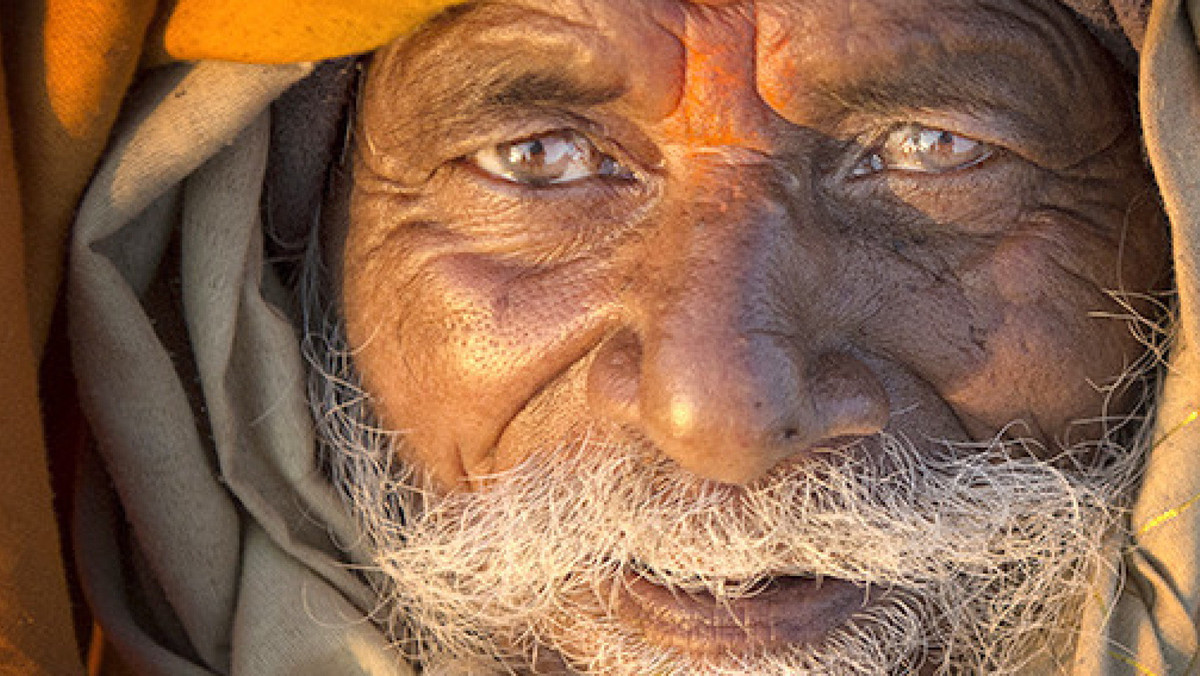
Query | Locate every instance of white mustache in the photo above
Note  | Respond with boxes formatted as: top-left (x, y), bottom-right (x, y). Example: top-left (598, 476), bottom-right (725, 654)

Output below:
top-left (302, 312), bottom-right (1146, 674)
top-left (324, 425), bottom-right (1136, 674)
top-left (387, 432), bottom-right (1119, 580)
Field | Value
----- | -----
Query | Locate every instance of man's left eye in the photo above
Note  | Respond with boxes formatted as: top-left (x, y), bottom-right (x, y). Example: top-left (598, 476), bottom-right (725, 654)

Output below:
top-left (852, 124), bottom-right (993, 176)
top-left (471, 130), bottom-right (632, 186)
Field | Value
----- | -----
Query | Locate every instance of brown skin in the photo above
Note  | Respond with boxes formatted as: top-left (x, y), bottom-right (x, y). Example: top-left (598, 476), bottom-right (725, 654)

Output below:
top-left (340, 0), bottom-right (1169, 661)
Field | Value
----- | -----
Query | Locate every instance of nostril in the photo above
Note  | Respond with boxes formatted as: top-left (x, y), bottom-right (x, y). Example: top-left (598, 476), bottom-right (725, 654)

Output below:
top-left (781, 427), bottom-right (800, 441)
top-left (808, 352), bottom-right (891, 440)
top-left (586, 329), bottom-right (643, 422)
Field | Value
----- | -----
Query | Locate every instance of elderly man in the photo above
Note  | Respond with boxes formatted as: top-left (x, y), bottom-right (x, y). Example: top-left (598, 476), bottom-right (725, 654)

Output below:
top-left (302, 1), bottom-right (1170, 672)
top-left (11, 0), bottom-right (1193, 674)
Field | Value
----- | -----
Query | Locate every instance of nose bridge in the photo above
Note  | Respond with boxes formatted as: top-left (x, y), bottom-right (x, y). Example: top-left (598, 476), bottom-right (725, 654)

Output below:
top-left (636, 161), bottom-right (818, 481)
top-left (595, 155), bottom-right (891, 486)
top-left (648, 158), bottom-right (805, 347)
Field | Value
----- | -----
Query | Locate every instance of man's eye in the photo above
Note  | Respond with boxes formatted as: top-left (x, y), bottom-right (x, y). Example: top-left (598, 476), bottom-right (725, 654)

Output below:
top-left (852, 125), bottom-right (993, 176)
top-left (471, 130), bottom-right (632, 186)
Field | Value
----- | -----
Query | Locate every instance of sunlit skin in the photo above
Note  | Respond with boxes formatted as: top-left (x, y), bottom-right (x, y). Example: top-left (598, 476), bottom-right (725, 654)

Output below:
top-left (338, 0), bottom-right (1169, 665)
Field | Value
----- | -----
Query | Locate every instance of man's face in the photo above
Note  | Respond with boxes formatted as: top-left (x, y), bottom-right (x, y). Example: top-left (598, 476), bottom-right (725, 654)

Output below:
top-left (330, 0), bottom-right (1168, 672)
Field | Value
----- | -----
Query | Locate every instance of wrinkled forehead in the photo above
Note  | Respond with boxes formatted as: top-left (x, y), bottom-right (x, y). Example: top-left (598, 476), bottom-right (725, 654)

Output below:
top-left (364, 0), bottom-right (1129, 165)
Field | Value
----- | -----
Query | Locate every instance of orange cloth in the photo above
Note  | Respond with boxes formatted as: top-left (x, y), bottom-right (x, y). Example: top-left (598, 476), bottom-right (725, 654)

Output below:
top-left (157, 0), bottom-right (453, 63)
top-left (0, 1), bottom-right (455, 673)
top-left (0, 38), bottom-right (83, 676)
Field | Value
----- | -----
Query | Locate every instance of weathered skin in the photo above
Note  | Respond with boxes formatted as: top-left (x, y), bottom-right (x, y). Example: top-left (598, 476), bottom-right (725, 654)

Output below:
top-left (339, 0), bottom-right (1169, 662)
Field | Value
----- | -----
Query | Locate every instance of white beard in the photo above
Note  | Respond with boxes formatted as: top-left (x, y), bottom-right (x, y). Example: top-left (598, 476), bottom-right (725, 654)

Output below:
top-left (304, 314), bottom-right (1146, 675)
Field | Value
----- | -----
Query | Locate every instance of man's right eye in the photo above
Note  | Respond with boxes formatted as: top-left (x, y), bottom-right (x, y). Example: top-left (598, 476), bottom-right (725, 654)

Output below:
top-left (471, 130), bottom-right (632, 187)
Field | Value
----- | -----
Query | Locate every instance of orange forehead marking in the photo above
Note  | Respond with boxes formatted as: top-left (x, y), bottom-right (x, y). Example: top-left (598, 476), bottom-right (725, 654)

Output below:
top-left (662, 10), bottom-right (773, 150)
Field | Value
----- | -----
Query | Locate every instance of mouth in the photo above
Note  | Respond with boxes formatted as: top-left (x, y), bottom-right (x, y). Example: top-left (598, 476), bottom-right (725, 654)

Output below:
top-left (607, 566), bottom-right (879, 658)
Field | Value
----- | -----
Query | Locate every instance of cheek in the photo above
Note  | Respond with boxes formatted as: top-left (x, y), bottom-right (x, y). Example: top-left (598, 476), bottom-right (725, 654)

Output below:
top-left (343, 242), bottom-right (617, 487)
top-left (937, 232), bottom-right (1145, 439)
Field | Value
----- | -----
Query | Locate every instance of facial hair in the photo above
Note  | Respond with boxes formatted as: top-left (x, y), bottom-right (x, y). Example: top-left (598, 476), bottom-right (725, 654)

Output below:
top-left (302, 311), bottom-right (1147, 676)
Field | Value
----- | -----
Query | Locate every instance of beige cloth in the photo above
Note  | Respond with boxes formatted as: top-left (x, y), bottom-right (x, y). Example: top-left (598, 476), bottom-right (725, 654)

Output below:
top-left (69, 61), bottom-right (411, 675)
top-left (1088, 0), bottom-right (1200, 673)
top-left (66, 1), bottom-right (1200, 673)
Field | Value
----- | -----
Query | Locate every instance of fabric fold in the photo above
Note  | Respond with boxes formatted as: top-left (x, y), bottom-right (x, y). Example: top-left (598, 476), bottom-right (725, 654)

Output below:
top-left (69, 59), bottom-right (405, 673)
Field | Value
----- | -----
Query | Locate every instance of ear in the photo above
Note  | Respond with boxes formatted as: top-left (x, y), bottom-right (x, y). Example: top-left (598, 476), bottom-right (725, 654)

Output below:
top-left (264, 56), bottom-right (360, 268)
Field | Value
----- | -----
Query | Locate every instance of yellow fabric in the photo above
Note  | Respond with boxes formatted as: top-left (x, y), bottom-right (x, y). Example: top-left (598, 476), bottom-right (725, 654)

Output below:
top-left (156, 0), bottom-right (454, 63)
top-left (2, 0), bottom-right (155, 357)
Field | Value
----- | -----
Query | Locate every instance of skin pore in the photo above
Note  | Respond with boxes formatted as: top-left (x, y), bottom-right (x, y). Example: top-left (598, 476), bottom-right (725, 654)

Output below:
top-left (325, 0), bottom-right (1170, 672)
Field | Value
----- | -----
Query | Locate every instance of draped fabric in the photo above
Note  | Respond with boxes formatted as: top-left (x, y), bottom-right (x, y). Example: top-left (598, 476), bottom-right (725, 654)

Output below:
top-left (4, 0), bottom-right (1200, 673)
top-left (1, 3), bottom-right (455, 673)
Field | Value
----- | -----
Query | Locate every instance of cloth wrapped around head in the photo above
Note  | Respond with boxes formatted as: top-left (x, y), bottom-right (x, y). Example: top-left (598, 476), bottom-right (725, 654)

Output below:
top-left (55, 0), bottom-right (1200, 674)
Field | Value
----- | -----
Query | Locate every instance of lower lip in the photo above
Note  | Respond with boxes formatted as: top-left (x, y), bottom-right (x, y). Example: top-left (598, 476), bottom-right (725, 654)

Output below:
top-left (608, 571), bottom-right (875, 657)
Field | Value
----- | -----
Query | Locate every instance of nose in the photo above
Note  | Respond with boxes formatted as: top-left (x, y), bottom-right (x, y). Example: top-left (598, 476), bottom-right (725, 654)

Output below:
top-left (587, 163), bottom-right (890, 485)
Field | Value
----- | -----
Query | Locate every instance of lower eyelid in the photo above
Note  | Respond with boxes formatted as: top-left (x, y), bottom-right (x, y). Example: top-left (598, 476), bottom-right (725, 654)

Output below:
top-left (842, 151), bottom-right (1004, 191)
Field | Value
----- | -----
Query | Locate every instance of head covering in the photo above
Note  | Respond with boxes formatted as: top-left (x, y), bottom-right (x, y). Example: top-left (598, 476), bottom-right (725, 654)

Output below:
top-left (1, 2), bottom-right (456, 674)
top-left (5, 0), bottom-right (1200, 674)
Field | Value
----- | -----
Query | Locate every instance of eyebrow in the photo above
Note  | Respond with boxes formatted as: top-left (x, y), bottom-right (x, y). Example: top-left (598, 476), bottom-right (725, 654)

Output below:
top-left (397, 63), bottom-right (628, 155)
top-left (810, 64), bottom-right (999, 117)
top-left (395, 3), bottom-right (629, 122)
top-left (767, 5), bottom-right (1104, 127)
top-left (484, 70), bottom-right (627, 109)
